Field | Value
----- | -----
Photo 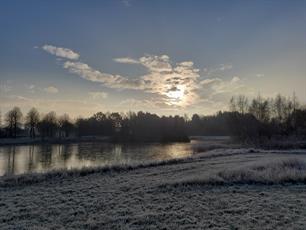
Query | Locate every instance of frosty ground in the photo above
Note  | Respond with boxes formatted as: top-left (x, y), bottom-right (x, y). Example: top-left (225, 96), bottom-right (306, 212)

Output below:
top-left (1, 148), bottom-right (306, 229)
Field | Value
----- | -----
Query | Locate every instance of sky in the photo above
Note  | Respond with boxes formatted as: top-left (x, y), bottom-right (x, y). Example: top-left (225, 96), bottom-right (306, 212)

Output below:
top-left (0, 0), bottom-right (305, 118)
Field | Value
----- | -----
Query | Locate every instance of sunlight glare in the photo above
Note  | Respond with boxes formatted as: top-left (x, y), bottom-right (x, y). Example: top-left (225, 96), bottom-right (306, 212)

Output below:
top-left (167, 85), bottom-right (185, 99)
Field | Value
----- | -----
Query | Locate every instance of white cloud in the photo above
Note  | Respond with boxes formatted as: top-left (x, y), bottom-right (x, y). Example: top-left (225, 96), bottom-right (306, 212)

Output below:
top-left (113, 55), bottom-right (200, 107)
top-left (44, 86), bottom-right (59, 94)
top-left (62, 54), bottom-right (199, 107)
top-left (42, 45), bottom-right (259, 111)
top-left (200, 76), bottom-right (255, 99)
top-left (113, 57), bottom-right (139, 64)
top-left (88, 91), bottom-right (108, 99)
top-left (62, 61), bottom-right (145, 90)
top-left (231, 76), bottom-right (240, 83)
top-left (42, 45), bottom-right (80, 60)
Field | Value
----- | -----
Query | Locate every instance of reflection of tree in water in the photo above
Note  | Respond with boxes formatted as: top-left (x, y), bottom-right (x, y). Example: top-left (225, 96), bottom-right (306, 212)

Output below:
top-left (110, 144), bottom-right (123, 163)
top-left (76, 143), bottom-right (116, 161)
top-left (58, 144), bottom-right (73, 162)
top-left (39, 145), bottom-right (53, 169)
top-left (6, 146), bottom-right (16, 175)
top-left (27, 145), bottom-right (35, 172)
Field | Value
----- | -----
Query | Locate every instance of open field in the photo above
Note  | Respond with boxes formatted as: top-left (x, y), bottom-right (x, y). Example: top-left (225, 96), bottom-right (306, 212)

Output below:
top-left (1, 148), bottom-right (306, 229)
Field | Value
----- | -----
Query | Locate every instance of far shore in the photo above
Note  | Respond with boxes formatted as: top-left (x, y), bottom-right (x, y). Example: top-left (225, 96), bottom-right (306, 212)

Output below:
top-left (0, 136), bottom-right (111, 146)
top-left (0, 136), bottom-right (194, 146)
top-left (1, 136), bottom-right (306, 151)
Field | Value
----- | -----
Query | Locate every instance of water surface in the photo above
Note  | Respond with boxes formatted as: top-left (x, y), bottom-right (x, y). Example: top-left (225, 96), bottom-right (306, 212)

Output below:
top-left (0, 141), bottom-right (205, 176)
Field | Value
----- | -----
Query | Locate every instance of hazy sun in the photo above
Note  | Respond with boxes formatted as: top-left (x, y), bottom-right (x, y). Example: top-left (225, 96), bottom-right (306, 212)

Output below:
top-left (166, 85), bottom-right (185, 103)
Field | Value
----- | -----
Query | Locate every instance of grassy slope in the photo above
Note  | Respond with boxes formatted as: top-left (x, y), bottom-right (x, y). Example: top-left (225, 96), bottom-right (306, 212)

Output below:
top-left (1, 149), bottom-right (306, 229)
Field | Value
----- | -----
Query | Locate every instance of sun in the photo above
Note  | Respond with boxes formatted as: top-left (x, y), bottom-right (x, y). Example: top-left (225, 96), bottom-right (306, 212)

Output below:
top-left (166, 85), bottom-right (185, 104)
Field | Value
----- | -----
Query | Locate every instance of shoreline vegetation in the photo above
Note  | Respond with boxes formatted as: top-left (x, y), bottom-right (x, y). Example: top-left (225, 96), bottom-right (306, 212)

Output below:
top-left (1, 135), bottom-right (306, 151)
top-left (0, 136), bottom-right (112, 146)
top-left (0, 135), bottom-right (191, 146)
top-left (1, 93), bottom-right (305, 146)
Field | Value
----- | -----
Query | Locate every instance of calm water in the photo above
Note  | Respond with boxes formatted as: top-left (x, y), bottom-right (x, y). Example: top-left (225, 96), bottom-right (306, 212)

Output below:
top-left (0, 140), bottom-right (205, 176)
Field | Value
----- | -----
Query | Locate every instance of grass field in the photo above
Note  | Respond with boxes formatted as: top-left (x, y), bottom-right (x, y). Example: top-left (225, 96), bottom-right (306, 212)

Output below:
top-left (1, 148), bottom-right (306, 229)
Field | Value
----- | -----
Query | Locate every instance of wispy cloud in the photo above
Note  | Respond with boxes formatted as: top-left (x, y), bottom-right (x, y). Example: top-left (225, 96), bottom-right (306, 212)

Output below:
top-left (203, 64), bottom-right (233, 76)
top-left (44, 86), bottom-right (59, 94)
top-left (199, 76), bottom-right (255, 109)
top-left (113, 57), bottom-right (139, 64)
top-left (113, 55), bottom-right (200, 107)
top-left (62, 61), bottom-right (145, 90)
top-left (42, 45), bottom-right (80, 60)
top-left (88, 91), bottom-right (108, 99)
top-left (41, 44), bottom-right (256, 112)
top-left (42, 45), bottom-right (200, 107)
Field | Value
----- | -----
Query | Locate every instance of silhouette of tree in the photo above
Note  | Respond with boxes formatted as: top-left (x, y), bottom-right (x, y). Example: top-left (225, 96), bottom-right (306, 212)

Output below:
top-left (249, 95), bottom-right (270, 123)
top-left (236, 95), bottom-right (249, 114)
top-left (5, 107), bottom-right (23, 138)
top-left (25, 108), bottom-right (40, 138)
top-left (1, 93), bottom-right (305, 142)
top-left (38, 111), bottom-right (58, 138)
top-left (58, 114), bottom-right (74, 138)
top-left (229, 96), bottom-right (236, 112)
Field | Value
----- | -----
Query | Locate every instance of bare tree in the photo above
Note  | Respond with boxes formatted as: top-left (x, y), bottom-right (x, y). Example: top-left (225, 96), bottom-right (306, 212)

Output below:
top-left (38, 111), bottom-right (58, 138)
top-left (236, 95), bottom-right (249, 114)
top-left (25, 108), bottom-right (40, 138)
top-left (272, 94), bottom-right (287, 123)
top-left (58, 114), bottom-right (73, 138)
top-left (229, 96), bottom-right (236, 112)
top-left (249, 95), bottom-right (270, 122)
top-left (5, 107), bottom-right (23, 138)
top-left (292, 92), bottom-right (299, 112)
top-left (291, 92), bottom-right (300, 133)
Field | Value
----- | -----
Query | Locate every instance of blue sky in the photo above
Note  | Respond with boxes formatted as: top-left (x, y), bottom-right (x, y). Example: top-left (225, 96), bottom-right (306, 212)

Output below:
top-left (0, 0), bottom-right (305, 117)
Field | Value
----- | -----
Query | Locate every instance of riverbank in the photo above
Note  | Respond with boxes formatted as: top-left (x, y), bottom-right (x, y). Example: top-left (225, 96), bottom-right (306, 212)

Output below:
top-left (0, 136), bottom-right (192, 146)
top-left (0, 136), bottom-right (111, 146)
top-left (1, 148), bottom-right (306, 229)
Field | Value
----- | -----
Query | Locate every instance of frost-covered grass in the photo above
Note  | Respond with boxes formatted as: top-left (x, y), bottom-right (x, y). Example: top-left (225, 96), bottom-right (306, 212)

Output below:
top-left (0, 157), bottom-right (190, 187)
top-left (0, 147), bottom-right (256, 187)
top-left (170, 158), bottom-right (306, 187)
top-left (1, 148), bottom-right (306, 229)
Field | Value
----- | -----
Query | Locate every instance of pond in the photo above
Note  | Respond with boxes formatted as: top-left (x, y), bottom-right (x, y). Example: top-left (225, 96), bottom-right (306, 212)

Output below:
top-left (0, 140), bottom-right (210, 176)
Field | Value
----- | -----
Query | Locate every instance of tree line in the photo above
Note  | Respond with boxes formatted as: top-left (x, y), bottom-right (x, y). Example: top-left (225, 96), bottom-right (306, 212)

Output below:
top-left (0, 108), bottom-right (189, 142)
top-left (1, 93), bottom-right (305, 142)
top-left (188, 93), bottom-right (306, 140)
